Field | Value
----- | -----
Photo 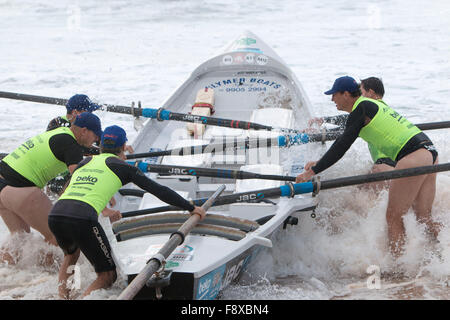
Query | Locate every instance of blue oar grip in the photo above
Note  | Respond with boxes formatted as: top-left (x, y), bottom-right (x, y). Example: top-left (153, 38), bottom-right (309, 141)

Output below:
top-left (278, 135), bottom-right (287, 147)
top-left (126, 160), bottom-right (149, 172)
top-left (288, 133), bottom-right (310, 146)
top-left (142, 108), bottom-right (171, 120)
top-left (280, 182), bottom-right (314, 197)
top-left (278, 134), bottom-right (310, 147)
top-left (141, 108), bottom-right (158, 119)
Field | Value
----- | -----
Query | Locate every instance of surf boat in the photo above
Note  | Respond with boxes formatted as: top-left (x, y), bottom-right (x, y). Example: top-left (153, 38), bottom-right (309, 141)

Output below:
top-left (102, 31), bottom-right (322, 300)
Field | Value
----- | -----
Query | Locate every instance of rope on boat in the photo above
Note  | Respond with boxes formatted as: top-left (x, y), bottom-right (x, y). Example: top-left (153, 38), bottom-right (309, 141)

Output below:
top-left (115, 223), bottom-right (247, 242)
top-left (112, 212), bottom-right (260, 234)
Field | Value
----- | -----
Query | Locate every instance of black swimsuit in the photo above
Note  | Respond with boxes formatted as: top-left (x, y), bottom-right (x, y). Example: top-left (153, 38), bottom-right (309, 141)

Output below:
top-left (396, 132), bottom-right (438, 164)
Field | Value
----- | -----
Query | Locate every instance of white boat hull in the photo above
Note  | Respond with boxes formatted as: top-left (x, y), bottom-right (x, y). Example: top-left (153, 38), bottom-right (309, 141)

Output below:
top-left (104, 31), bottom-right (322, 300)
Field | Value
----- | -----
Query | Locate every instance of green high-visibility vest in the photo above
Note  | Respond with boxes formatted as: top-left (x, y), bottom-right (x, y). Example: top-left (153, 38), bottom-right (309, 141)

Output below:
top-left (353, 97), bottom-right (421, 161)
top-left (366, 100), bottom-right (391, 162)
top-left (367, 144), bottom-right (390, 163)
top-left (3, 127), bottom-right (76, 188)
top-left (59, 153), bottom-right (123, 214)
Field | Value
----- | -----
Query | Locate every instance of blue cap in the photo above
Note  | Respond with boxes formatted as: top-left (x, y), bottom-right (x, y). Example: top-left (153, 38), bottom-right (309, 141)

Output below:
top-left (66, 94), bottom-right (101, 112)
top-left (324, 76), bottom-right (359, 95)
top-left (74, 112), bottom-right (103, 138)
top-left (101, 125), bottom-right (128, 148)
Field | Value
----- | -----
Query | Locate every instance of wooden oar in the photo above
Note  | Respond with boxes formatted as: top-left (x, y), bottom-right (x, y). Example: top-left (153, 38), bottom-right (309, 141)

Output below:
top-left (128, 161), bottom-right (296, 181)
top-left (415, 121), bottom-right (450, 131)
top-left (2, 91), bottom-right (450, 134)
top-left (4, 118), bottom-right (447, 160)
top-left (117, 184), bottom-right (226, 300)
top-left (124, 132), bottom-right (339, 160)
top-left (3, 91), bottom-right (450, 134)
top-left (0, 90), bottom-right (295, 132)
top-left (124, 117), bottom-right (450, 159)
top-left (0, 90), bottom-right (139, 115)
top-left (119, 162), bottom-right (450, 218)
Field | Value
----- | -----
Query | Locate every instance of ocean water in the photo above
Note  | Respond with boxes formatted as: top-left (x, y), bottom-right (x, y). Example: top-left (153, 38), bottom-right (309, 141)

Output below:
top-left (0, 0), bottom-right (449, 300)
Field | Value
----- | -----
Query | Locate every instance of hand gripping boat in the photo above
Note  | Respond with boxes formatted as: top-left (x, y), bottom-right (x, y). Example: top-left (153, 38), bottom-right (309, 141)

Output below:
top-left (103, 31), bottom-right (321, 300)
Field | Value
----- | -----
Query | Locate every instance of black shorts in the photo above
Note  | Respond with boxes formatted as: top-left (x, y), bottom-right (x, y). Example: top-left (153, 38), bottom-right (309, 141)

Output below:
top-left (374, 157), bottom-right (397, 167)
top-left (0, 177), bottom-right (8, 193)
top-left (396, 132), bottom-right (438, 164)
top-left (48, 215), bottom-right (116, 273)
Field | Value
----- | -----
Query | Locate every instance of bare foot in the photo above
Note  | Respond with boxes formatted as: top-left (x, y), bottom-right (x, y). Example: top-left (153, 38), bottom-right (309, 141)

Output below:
top-left (58, 281), bottom-right (73, 300)
top-left (38, 250), bottom-right (62, 271)
top-left (0, 248), bottom-right (20, 265)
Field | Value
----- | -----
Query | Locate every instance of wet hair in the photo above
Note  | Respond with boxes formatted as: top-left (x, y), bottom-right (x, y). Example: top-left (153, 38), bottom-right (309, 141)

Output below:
top-left (101, 139), bottom-right (123, 155)
top-left (100, 146), bottom-right (122, 155)
top-left (361, 77), bottom-right (385, 98)
top-left (349, 87), bottom-right (362, 98)
top-left (340, 87), bottom-right (362, 98)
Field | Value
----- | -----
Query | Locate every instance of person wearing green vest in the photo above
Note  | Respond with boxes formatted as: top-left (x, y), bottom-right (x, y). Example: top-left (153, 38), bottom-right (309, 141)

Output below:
top-left (46, 94), bottom-right (134, 194)
top-left (0, 112), bottom-right (102, 265)
top-left (307, 77), bottom-right (395, 190)
top-left (48, 125), bottom-right (206, 299)
top-left (46, 94), bottom-right (102, 194)
top-left (296, 76), bottom-right (439, 258)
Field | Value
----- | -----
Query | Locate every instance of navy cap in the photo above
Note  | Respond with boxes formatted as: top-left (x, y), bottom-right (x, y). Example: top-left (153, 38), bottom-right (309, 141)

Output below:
top-left (66, 94), bottom-right (101, 112)
top-left (101, 125), bottom-right (128, 149)
top-left (324, 76), bottom-right (359, 95)
top-left (74, 112), bottom-right (103, 138)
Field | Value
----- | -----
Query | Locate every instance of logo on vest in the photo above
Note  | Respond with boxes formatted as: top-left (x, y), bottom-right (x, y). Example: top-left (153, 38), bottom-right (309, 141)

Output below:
top-left (74, 175), bottom-right (98, 185)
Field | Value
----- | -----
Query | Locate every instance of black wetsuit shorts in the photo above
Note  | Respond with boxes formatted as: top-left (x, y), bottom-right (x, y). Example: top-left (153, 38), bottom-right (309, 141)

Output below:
top-left (48, 200), bottom-right (115, 273)
top-left (0, 177), bottom-right (8, 193)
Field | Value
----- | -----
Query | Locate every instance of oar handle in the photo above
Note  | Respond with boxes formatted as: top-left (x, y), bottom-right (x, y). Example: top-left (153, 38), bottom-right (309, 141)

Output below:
top-left (200, 184), bottom-right (226, 211)
top-left (320, 162), bottom-right (450, 190)
top-left (0, 90), bottom-right (139, 116)
top-left (416, 121), bottom-right (450, 131)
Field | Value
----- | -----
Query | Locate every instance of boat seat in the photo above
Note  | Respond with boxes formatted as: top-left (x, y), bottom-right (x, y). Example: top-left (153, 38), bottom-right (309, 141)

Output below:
top-left (234, 164), bottom-right (284, 193)
top-left (138, 190), bottom-right (190, 211)
top-left (248, 107), bottom-right (294, 139)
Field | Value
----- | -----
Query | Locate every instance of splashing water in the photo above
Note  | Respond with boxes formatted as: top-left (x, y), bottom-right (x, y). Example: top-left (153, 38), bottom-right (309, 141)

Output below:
top-left (1, 0), bottom-right (449, 300)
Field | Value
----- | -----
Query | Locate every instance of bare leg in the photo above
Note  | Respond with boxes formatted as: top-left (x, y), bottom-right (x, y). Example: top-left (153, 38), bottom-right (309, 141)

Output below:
top-left (386, 149), bottom-right (433, 257)
top-left (0, 192), bottom-right (31, 234)
top-left (0, 191), bottom-right (30, 264)
top-left (0, 186), bottom-right (57, 246)
top-left (413, 157), bottom-right (439, 240)
top-left (363, 163), bottom-right (394, 191)
top-left (81, 270), bottom-right (117, 298)
top-left (0, 246), bottom-right (20, 265)
top-left (58, 249), bottom-right (81, 299)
